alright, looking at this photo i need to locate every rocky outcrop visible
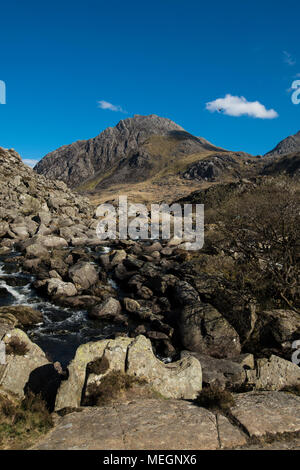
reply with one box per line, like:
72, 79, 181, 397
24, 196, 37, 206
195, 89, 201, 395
32, 399, 246, 450
68, 261, 99, 291
55, 335, 202, 410
174, 281, 241, 357
182, 152, 251, 182
89, 297, 126, 323
32, 392, 300, 450
125, 335, 202, 399
245, 309, 300, 355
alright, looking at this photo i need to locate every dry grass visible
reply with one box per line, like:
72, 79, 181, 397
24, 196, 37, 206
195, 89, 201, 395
83, 370, 156, 406
87, 356, 110, 375
0, 392, 53, 449
5, 337, 29, 356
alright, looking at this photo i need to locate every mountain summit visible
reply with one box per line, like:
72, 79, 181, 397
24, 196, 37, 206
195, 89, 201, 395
34, 114, 222, 189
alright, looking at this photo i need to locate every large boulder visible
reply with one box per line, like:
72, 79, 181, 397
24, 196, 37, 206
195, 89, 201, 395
55, 339, 112, 410
32, 398, 248, 450
180, 302, 241, 358
68, 261, 99, 290
194, 275, 257, 343
0, 306, 43, 327
25, 243, 49, 260
246, 355, 300, 391
89, 297, 126, 324
55, 336, 202, 410
0, 329, 49, 398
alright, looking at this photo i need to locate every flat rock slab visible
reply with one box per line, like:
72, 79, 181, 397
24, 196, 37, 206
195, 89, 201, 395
32, 399, 246, 450
231, 391, 300, 438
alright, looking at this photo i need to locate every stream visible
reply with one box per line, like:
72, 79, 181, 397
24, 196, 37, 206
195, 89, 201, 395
0, 250, 128, 367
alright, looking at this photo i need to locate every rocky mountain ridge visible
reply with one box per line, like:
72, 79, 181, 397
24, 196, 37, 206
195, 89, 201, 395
265, 130, 300, 158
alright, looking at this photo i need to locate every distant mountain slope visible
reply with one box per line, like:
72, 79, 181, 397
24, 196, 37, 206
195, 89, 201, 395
265, 130, 300, 158
34, 114, 223, 189
261, 152, 300, 178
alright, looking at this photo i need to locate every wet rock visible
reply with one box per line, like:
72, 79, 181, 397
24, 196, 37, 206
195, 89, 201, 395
114, 263, 131, 281
47, 278, 77, 297
57, 295, 101, 309
137, 285, 153, 300
123, 255, 144, 271
99, 254, 111, 270
110, 249, 127, 267
0, 287, 14, 302
68, 261, 98, 291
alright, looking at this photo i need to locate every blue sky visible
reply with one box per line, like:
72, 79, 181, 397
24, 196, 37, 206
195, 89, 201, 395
0, 0, 299, 165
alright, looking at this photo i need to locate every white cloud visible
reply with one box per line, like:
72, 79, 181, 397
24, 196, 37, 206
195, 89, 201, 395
206, 94, 278, 119
98, 100, 126, 113
283, 51, 296, 66
22, 159, 39, 168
